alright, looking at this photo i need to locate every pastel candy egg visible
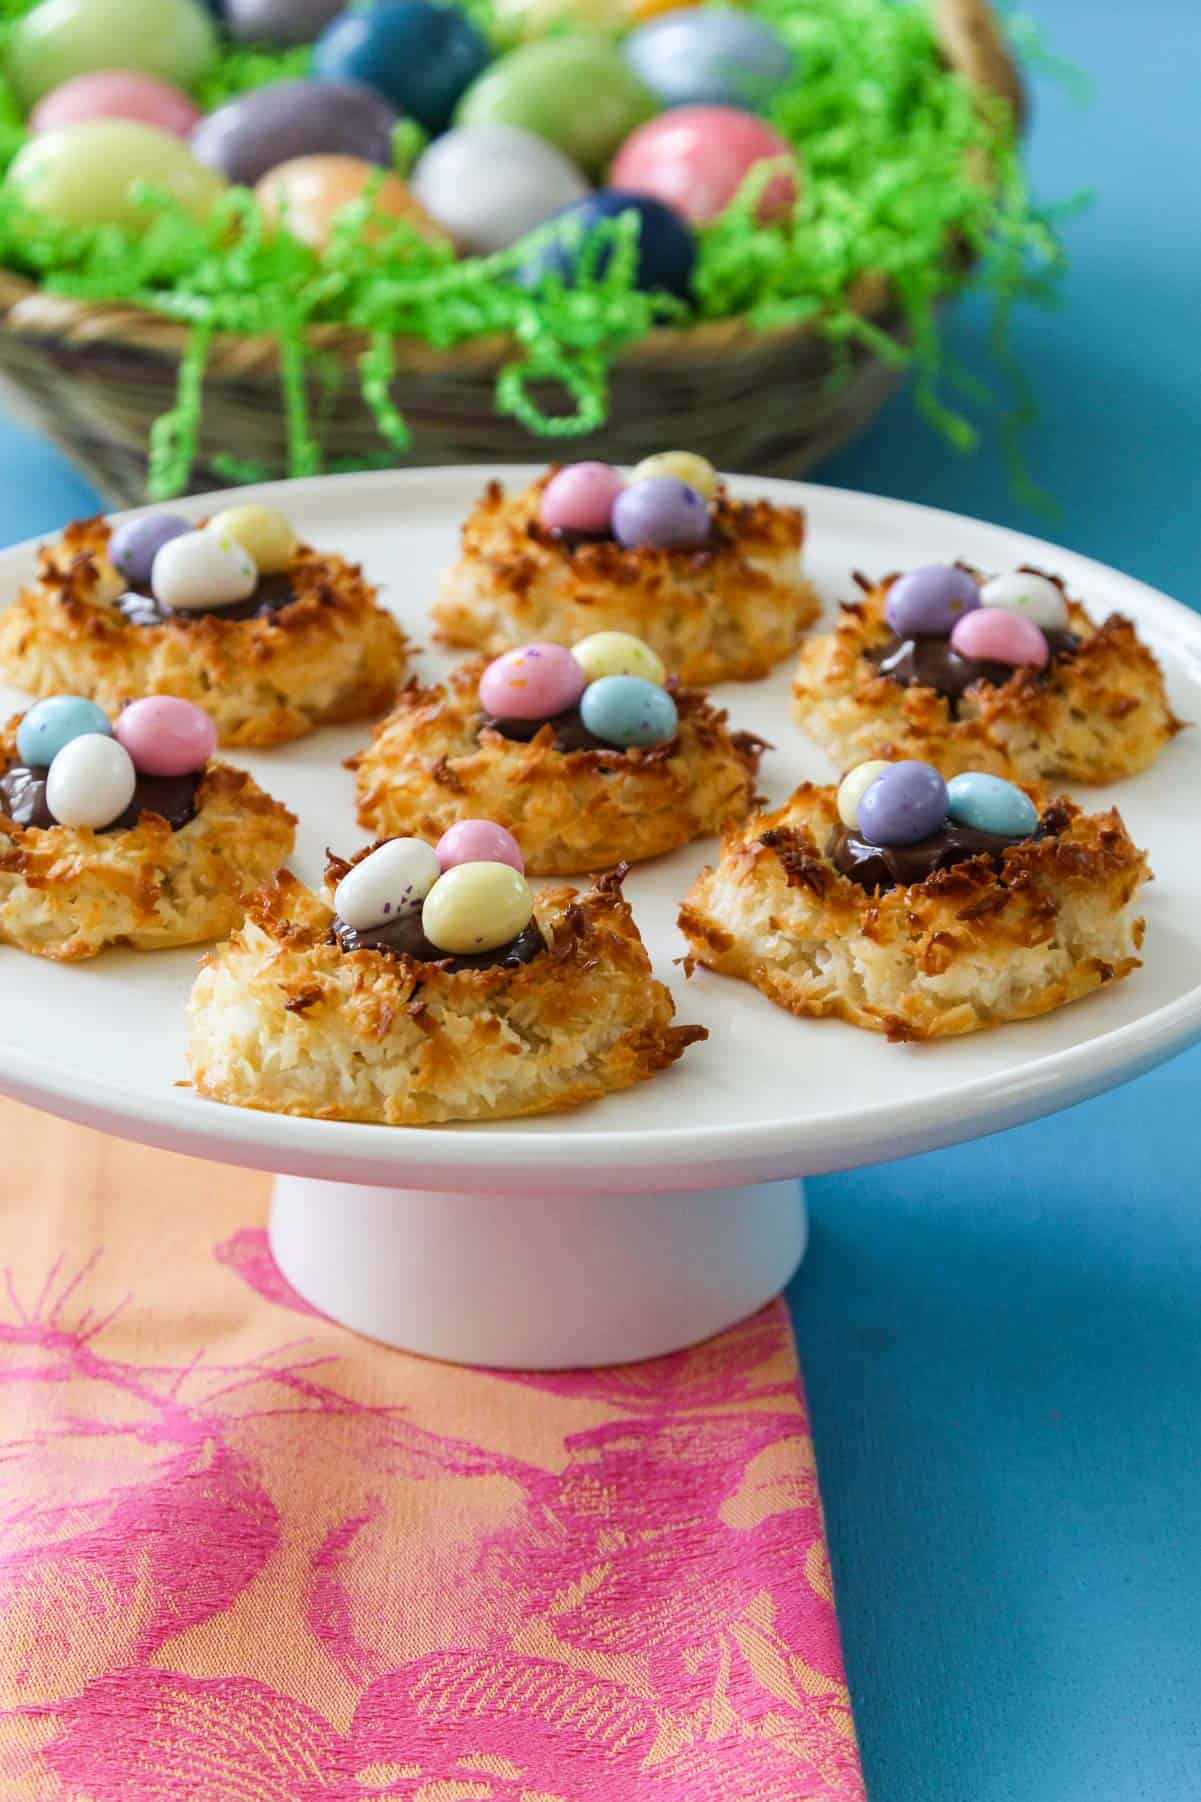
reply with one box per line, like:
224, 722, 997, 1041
519, 189, 695, 301
30, 71, 202, 138
314, 0, 492, 136
857, 761, 948, 848
613, 475, 710, 550
422, 861, 535, 955
45, 734, 136, 830
255, 156, 444, 252
109, 512, 191, 587
206, 504, 296, 575
579, 673, 678, 748
885, 564, 980, 638
436, 819, 525, 875
191, 79, 399, 187
478, 643, 587, 721
455, 36, 657, 179
7, 0, 216, 108
836, 759, 890, 831
609, 105, 800, 226
630, 450, 718, 501
410, 123, 589, 256
226, 0, 346, 46
978, 570, 1069, 632
151, 529, 257, 613
115, 696, 216, 776
334, 837, 442, 930
539, 463, 625, 535
572, 630, 666, 686
17, 694, 111, 767
946, 771, 1039, 839
950, 607, 1049, 670
6, 121, 226, 229
492, 0, 625, 44
623, 8, 795, 112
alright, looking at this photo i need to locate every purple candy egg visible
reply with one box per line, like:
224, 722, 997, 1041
612, 475, 710, 551
191, 78, 399, 186
857, 761, 949, 848
885, 564, 980, 638
109, 512, 190, 588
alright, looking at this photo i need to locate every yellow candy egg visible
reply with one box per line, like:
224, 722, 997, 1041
5, 119, 226, 229
572, 630, 666, 687
837, 760, 891, 830
422, 861, 535, 955
629, 450, 718, 500
207, 503, 297, 574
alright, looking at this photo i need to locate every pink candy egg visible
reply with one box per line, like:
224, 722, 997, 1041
609, 104, 799, 225
539, 462, 625, 535
115, 695, 217, 776
950, 607, 1049, 670
30, 70, 202, 139
478, 643, 587, 721
436, 818, 525, 875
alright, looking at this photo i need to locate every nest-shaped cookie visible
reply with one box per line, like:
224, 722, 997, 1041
432, 474, 819, 684
0, 720, 296, 961
187, 863, 705, 1124
0, 514, 409, 747
679, 783, 1149, 1040
349, 661, 766, 875
792, 574, 1181, 783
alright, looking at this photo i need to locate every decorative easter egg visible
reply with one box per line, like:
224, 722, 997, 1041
610, 104, 800, 225
6, 121, 226, 230
226, 0, 345, 46
115, 696, 216, 776
7, 0, 216, 108
436, 819, 525, 875
44, 733, 136, 830
335, 837, 442, 930
191, 79, 399, 186
422, 861, 535, 954
519, 189, 695, 300
539, 462, 625, 535
857, 761, 948, 848
455, 36, 657, 179
978, 569, 1069, 632
478, 643, 587, 721
109, 512, 191, 588
255, 156, 443, 251
949, 607, 1049, 670
885, 564, 980, 638
946, 771, 1039, 839
492, 0, 625, 43
151, 529, 257, 613
410, 122, 589, 255
613, 475, 710, 550
579, 674, 678, 748
629, 449, 717, 500
30, 70, 202, 138
17, 694, 111, 767
836, 759, 890, 831
572, 630, 666, 686
206, 504, 296, 574
622, 8, 794, 112
314, 0, 491, 136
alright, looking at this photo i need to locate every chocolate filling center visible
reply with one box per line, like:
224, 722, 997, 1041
829, 819, 1031, 894
115, 569, 299, 628
331, 911, 546, 973
0, 764, 202, 833
478, 706, 612, 754
866, 627, 1079, 714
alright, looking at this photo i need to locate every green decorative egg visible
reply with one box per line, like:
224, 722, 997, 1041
6, 121, 227, 229
455, 35, 658, 179
7, 0, 217, 109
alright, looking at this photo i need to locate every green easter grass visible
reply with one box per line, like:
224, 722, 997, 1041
0, 0, 1073, 498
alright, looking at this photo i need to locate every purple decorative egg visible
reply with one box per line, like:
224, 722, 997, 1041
950, 607, 1049, 669
857, 761, 948, 848
108, 511, 190, 588
478, 643, 586, 721
436, 818, 524, 874
539, 463, 624, 536
885, 564, 980, 638
191, 78, 399, 186
612, 475, 710, 551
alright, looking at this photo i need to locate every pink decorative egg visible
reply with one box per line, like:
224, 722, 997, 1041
539, 462, 625, 535
950, 607, 1049, 670
609, 104, 799, 225
478, 643, 587, 721
436, 818, 525, 875
30, 70, 202, 139
115, 695, 217, 776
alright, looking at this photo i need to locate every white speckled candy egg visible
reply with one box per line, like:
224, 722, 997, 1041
978, 570, 1069, 632
572, 630, 666, 686
45, 733, 136, 828
422, 861, 534, 955
334, 837, 442, 931
206, 504, 297, 574
151, 528, 257, 612
836, 759, 890, 830
411, 121, 589, 255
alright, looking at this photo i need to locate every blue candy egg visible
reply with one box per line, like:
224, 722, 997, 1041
885, 564, 980, 638
518, 189, 695, 300
579, 674, 678, 749
946, 771, 1038, 838
622, 8, 794, 112
17, 694, 112, 767
857, 760, 948, 847
314, 0, 492, 135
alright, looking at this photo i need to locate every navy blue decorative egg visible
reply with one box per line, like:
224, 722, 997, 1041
517, 189, 696, 301
313, 0, 492, 136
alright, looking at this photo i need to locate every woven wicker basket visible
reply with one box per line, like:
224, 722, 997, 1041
0, 0, 1020, 506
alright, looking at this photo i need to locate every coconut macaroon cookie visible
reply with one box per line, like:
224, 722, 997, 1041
0, 692, 295, 960
793, 562, 1180, 783
679, 758, 1150, 1041
0, 502, 408, 747
351, 631, 765, 875
187, 827, 705, 1125
433, 453, 819, 685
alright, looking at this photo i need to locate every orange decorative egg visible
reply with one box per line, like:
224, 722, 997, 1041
254, 154, 444, 250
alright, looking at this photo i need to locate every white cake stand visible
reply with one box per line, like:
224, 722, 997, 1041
3, 469, 1200, 1368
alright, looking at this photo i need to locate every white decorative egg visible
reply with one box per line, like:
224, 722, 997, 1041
334, 837, 442, 931
45, 733, 136, 829
151, 527, 257, 612
410, 122, 590, 255
978, 570, 1069, 632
